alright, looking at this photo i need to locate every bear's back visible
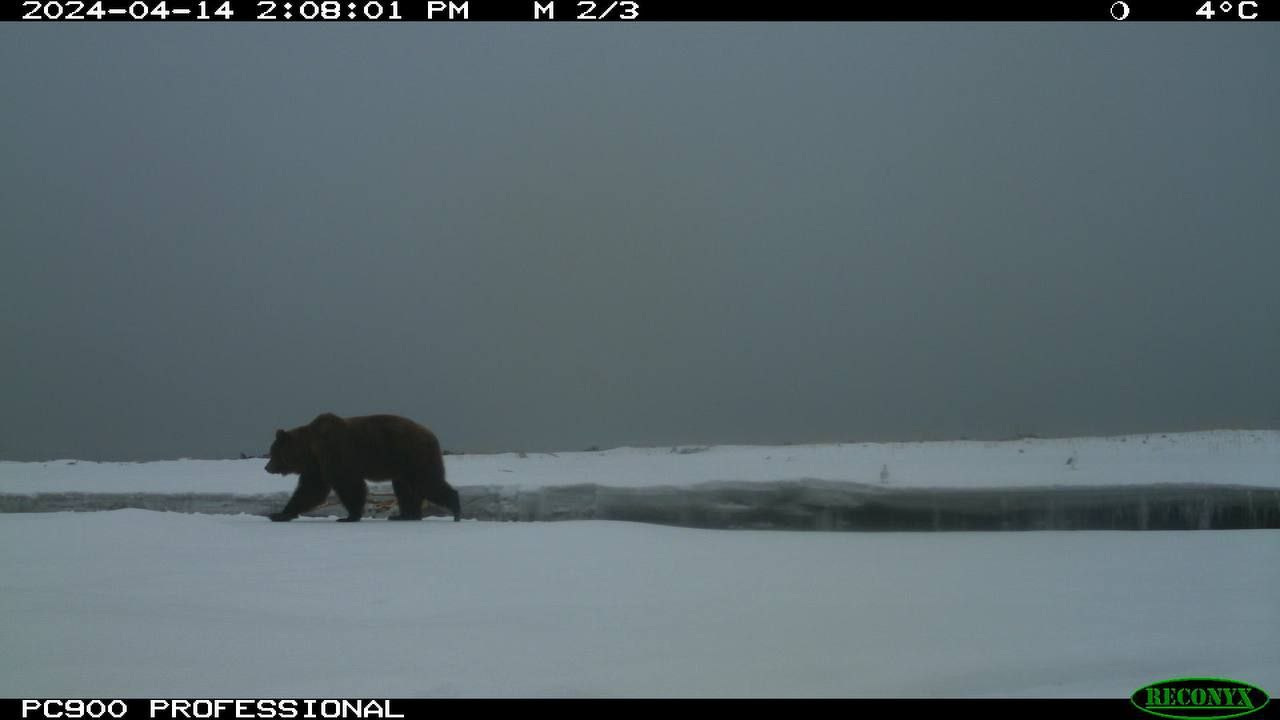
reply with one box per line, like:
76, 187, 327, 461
340, 414, 441, 478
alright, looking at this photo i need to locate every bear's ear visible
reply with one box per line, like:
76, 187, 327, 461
276, 429, 286, 441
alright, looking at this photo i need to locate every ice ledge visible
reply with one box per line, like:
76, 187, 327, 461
2, 480, 1278, 531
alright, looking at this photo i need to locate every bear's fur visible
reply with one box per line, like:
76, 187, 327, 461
264, 413, 460, 523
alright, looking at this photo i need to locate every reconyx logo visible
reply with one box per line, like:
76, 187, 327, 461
1132, 677, 1270, 720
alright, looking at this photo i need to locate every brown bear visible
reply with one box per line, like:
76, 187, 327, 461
264, 413, 461, 523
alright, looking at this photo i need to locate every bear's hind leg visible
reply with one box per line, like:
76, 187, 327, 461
426, 485, 462, 522
389, 476, 425, 521
331, 475, 367, 522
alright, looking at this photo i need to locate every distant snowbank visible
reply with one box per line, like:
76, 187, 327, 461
1, 430, 1276, 530
2, 430, 1277, 495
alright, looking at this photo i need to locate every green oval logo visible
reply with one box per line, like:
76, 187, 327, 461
1132, 677, 1271, 720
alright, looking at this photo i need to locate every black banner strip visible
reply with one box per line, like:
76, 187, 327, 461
3, 0, 1275, 22
1, 698, 1148, 720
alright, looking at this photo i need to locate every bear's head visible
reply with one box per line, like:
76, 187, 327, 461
264, 429, 311, 476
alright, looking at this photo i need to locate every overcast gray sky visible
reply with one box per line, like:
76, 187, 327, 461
1, 25, 1276, 461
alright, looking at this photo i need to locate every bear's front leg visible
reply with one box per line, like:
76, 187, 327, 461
271, 472, 331, 522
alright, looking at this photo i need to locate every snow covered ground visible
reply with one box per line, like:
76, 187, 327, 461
0, 510, 1275, 698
